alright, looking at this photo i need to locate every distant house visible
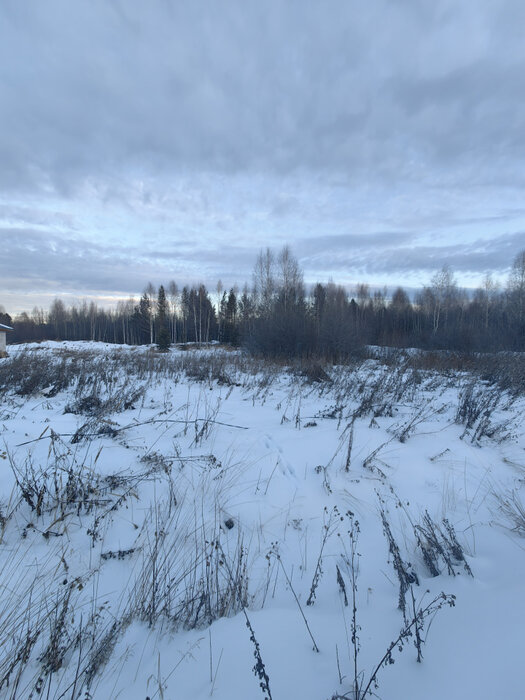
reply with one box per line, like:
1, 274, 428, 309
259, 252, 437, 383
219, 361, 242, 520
0, 323, 13, 357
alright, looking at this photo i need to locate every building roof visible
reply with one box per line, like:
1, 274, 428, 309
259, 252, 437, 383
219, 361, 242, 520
0, 324, 13, 331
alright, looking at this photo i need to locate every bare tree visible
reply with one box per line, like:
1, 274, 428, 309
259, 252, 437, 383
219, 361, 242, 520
277, 245, 304, 312
474, 273, 499, 331
253, 248, 275, 313
507, 250, 525, 323
216, 279, 224, 341
168, 280, 179, 343
144, 282, 156, 344
429, 265, 458, 333
49, 298, 67, 339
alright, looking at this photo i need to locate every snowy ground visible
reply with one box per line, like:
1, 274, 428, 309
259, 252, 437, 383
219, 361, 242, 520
0, 341, 524, 700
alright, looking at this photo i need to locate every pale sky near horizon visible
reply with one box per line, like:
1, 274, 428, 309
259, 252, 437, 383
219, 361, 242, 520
1, 0, 525, 314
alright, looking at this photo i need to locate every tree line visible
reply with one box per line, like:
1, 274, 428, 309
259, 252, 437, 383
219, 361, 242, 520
2, 247, 524, 358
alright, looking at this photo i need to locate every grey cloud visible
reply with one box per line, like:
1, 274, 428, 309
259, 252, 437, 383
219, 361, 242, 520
2, 0, 525, 193
1, 230, 141, 292
301, 232, 416, 257
0, 227, 256, 299
0, 205, 77, 230
2, 0, 525, 311
307, 230, 525, 279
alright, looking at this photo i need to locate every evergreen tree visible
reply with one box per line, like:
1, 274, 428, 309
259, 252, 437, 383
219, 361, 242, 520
156, 285, 171, 351
138, 294, 152, 344
224, 288, 238, 344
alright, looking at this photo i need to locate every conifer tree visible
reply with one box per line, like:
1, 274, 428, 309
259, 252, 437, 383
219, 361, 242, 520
156, 285, 171, 351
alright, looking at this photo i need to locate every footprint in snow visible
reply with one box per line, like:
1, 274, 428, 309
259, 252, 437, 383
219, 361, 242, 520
264, 435, 296, 478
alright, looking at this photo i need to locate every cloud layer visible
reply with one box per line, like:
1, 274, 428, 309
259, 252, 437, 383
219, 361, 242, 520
1, 0, 524, 311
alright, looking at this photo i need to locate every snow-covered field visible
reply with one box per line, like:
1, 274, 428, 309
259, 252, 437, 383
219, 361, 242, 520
0, 342, 524, 700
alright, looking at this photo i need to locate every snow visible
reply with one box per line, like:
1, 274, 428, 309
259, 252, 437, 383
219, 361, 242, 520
0, 341, 524, 699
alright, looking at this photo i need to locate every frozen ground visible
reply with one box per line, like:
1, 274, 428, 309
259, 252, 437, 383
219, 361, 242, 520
0, 341, 524, 700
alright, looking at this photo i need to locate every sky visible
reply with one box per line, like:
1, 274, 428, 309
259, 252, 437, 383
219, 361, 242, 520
1, 0, 525, 314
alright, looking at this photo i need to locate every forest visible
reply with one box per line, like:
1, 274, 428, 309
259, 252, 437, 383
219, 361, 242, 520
3, 247, 525, 358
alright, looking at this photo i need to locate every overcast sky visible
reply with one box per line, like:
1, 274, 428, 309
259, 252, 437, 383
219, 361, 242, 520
1, 0, 525, 313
